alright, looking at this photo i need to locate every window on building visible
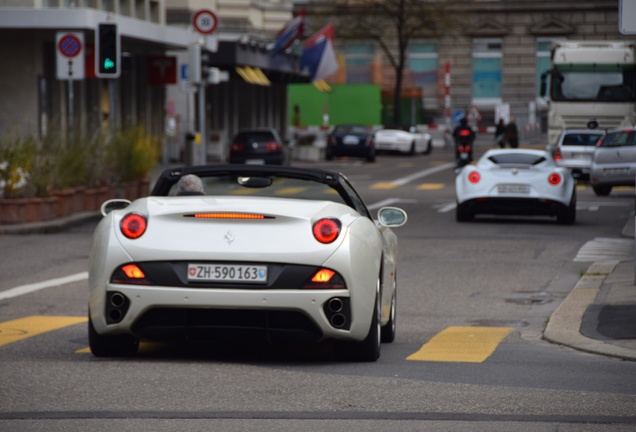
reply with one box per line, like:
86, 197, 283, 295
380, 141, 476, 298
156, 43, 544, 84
408, 41, 438, 109
345, 42, 374, 84
472, 38, 502, 103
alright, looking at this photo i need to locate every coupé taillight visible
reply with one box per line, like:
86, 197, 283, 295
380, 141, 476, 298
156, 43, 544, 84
301, 268, 346, 289
468, 171, 481, 184
230, 143, 244, 153
264, 141, 282, 152
110, 263, 151, 285
548, 173, 562, 186
313, 218, 341, 244
120, 213, 147, 239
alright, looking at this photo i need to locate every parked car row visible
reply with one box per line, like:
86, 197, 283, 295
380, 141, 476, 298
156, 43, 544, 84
548, 126, 636, 196
226, 125, 434, 166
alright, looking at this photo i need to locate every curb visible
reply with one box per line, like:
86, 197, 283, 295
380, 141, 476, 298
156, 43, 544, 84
543, 260, 636, 361
0, 211, 101, 235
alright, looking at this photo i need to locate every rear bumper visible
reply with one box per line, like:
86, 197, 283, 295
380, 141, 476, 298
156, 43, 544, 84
459, 197, 568, 217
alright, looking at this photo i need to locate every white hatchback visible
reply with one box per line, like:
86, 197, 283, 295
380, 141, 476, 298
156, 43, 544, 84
547, 129, 605, 180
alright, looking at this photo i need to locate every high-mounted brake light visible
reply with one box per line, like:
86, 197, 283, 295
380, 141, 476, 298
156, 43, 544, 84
313, 218, 341, 244
468, 171, 481, 184
189, 212, 267, 219
548, 173, 562, 185
120, 213, 147, 239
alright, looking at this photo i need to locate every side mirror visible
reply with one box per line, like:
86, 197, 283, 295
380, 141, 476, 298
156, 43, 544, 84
377, 207, 407, 227
100, 199, 132, 217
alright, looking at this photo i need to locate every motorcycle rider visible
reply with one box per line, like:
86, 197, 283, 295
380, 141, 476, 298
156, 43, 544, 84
452, 117, 476, 166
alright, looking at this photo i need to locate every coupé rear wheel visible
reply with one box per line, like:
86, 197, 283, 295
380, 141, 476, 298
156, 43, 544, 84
88, 315, 139, 357
592, 184, 612, 196
557, 191, 577, 225
423, 140, 432, 155
456, 202, 474, 222
409, 142, 416, 155
335, 282, 381, 362
380, 289, 396, 343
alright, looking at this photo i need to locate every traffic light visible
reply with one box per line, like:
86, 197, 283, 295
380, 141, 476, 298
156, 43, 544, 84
96, 23, 120, 78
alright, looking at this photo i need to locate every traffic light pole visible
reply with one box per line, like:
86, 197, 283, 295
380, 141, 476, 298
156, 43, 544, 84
197, 82, 206, 165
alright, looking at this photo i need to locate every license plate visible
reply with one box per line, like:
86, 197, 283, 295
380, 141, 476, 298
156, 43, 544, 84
498, 184, 530, 194
187, 264, 267, 283
604, 167, 629, 176
245, 159, 265, 165
343, 135, 359, 145
572, 153, 592, 160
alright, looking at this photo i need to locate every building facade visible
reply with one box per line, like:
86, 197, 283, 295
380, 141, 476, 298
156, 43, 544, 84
0, 0, 306, 164
299, 0, 636, 140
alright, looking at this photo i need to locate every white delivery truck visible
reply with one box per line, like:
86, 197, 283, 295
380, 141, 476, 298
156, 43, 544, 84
540, 40, 636, 145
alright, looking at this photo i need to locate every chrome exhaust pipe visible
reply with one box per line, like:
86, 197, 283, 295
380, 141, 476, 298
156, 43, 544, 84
330, 314, 346, 328
110, 292, 126, 308
328, 298, 344, 313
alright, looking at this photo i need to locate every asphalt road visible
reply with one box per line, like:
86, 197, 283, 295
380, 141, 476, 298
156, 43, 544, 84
1, 143, 635, 431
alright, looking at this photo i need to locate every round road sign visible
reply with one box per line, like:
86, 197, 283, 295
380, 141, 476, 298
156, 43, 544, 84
58, 34, 82, 58
192, 9, 219, 35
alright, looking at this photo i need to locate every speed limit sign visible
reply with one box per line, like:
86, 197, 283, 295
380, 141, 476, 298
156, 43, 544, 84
192, 9, 219, 35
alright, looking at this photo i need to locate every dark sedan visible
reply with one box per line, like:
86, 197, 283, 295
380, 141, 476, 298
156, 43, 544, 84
326, 124, 375, 162
228, 128, 288, 165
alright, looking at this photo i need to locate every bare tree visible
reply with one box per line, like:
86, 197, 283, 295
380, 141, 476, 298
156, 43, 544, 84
306, 0, 456, 125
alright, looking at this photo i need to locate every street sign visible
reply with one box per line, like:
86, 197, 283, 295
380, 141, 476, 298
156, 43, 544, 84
56, 32, 85, 80
467, 104, 482, 122
620, 0, 636, 34
452, 110, 465, 123
192, 9, 219, 35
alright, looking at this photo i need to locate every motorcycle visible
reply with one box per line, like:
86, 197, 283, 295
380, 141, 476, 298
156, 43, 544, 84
454, 127, 474, 168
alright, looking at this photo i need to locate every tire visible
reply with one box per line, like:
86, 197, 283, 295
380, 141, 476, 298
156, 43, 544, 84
592, 184, 612, 196
557, 191, 577, 225
88, 315, 139, 357
408, 142, 416, 155
423, 140, 432, 155
380, 288, 396, 343
325, 146, 334, 161
366, 148, 376, 163
336, 281, 381, 362
456, 202, 474, 222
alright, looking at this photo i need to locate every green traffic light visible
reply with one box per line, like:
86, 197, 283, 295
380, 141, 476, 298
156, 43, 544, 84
104, 58, 115, 70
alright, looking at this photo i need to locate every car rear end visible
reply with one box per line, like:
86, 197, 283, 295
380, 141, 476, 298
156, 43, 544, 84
551, 130, 604, 180
591, 127, 636, 191
229, 129, 286, 165
327, 125, 375, 161
374, 129, 412, 153
89, 197, 380, 348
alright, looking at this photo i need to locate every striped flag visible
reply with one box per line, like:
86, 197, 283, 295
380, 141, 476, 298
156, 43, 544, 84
300, 24, 338, 82
271, 13, 305, 53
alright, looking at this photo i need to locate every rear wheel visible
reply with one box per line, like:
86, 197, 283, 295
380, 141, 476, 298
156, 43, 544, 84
557, 191, 577, 225
408, 142, 416, 155
456, 202, 474, 222
336, 281, 381, 362
366, 148, 376, 162
325, 146, 334, 161
423, 140, 432, 155
88, 315, 139, 357
592, 184, 612, 196
380, 288, 396, 343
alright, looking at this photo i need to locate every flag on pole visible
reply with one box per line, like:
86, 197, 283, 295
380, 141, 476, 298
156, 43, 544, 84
271, 12, 305, 53
300, 24, 338, 82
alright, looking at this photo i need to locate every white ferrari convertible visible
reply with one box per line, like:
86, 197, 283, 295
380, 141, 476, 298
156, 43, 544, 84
88, 165, 407, 361
455, 149, 576, 224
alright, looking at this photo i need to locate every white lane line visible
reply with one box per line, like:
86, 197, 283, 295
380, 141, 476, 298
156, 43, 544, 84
436, 203, 457, 213
0, 272, 88, 301
390, 162, 455, 186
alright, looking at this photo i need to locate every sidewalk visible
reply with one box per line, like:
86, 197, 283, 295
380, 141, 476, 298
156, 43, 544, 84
544, 217, 636, 361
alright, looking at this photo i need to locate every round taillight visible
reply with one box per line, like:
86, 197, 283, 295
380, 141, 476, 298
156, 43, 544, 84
468, 171, 481, 183
313, 218, 341, 244
120, 213, 147, 239
548, 173, 562, 186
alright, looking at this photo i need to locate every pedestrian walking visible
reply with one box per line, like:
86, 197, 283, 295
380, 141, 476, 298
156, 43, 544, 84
505, 118, 519, 148
494, 118, 506, 147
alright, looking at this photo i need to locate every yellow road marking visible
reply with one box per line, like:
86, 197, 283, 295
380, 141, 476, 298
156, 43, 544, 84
398, 162, 413, 168
275, 187, 305, 195
417, 183, 444, 190
576, 184, 586, 191
407, 326, 513, 363
371, 182, 399, 190
0, 316, 86, 347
